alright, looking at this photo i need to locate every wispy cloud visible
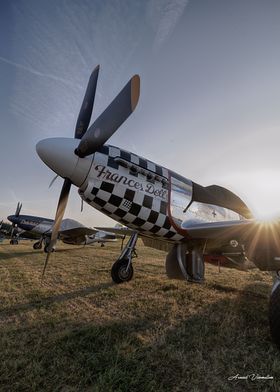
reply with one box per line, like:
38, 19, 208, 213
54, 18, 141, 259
0, 55, 79, 88
147, 0, 189, 51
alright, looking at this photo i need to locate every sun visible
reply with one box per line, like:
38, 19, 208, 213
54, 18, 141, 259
217, 169, 280, 221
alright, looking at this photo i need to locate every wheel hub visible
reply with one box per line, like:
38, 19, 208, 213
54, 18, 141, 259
119, 265, 130, 279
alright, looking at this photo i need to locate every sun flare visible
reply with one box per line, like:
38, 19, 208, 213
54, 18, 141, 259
218, 170, 280, 221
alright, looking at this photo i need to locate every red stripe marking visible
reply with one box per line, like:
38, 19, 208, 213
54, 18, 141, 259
167, 172, 191, 239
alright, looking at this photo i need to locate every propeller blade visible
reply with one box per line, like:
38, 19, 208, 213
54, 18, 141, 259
49, 174, 59, 188
75, 74, 140, 158
42, 251, 52, 280
42, 178, 71, 278
15, 202, 22, 216
75, 65, 100, 139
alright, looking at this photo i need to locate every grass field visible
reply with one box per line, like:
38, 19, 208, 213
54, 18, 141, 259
0, 238, 279, 391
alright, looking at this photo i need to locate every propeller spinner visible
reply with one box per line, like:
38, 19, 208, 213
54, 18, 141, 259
36, 66, 140, 277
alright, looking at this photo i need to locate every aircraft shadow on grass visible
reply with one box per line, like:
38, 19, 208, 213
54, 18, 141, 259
0, 250, 40, 260
0, 282, 113, 318
0, 282, 277, 390
46, 283, 277, 384
0, 246, 87, 261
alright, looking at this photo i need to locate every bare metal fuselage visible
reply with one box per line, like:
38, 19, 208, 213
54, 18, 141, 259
78, 145, 243, 244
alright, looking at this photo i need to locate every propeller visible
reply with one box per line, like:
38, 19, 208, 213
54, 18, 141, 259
75, 74, 140, 157
41, 65, 140, 278
42, 178, 71, 277
42, 67, 100, 276
49, 174, 59, 188
10, 202, 22, 241
16, 202, 22, 216
75, 64, 100, 139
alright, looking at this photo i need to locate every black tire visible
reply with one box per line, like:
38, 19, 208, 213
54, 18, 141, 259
111, 258, 134, 284
10, 239, 18, 245
44, 245, 55, 253
33, 241, 42, 250
269, 283, 280, 349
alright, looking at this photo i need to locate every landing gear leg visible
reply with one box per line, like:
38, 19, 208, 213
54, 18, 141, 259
166, 243, 204, 282
269, 271, 280, 348
43, 237, 54, 253
178, 244, 205, 283
111, 232, 138, 284
10, 227, 17, 245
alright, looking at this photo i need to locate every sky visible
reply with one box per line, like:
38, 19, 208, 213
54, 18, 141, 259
1, 0, 280, 227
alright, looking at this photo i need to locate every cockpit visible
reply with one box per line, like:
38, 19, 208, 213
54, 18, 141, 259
169, 173, 252, 232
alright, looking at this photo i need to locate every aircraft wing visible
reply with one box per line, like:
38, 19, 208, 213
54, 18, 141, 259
60, 226, 98, 238
57, 218, 98, 244
96, 220, 280, 271
94, 227, 134, 237
183, 219, 280, 271
57, 220, 126, 245
59, 219, 96, 235
183, 219, 256, 240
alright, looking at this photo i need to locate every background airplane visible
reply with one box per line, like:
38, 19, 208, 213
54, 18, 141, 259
36, 66, 280, 349
0, 207, 47, 243
7, 202, 118, 251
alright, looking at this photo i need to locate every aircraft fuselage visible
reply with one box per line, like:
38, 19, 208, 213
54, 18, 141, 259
77, 145, 243, 242
7, 215, 53, 234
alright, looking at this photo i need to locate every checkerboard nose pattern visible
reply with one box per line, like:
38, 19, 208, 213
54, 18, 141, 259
79, 145, 184, 241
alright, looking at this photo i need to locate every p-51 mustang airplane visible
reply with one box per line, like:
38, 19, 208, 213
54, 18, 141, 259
36, 65, 280, 348
2, 204, 49, 243
7, 202, 117, 250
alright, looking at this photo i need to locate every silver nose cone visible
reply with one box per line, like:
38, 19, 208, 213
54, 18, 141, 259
36, 137, 93, 187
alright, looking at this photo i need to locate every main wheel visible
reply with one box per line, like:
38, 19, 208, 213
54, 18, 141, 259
10, 239, 18, 245
33, 241, 42, 250
44, 245, 55, 253
269, 283, 280, 349
111, 258, 134, 284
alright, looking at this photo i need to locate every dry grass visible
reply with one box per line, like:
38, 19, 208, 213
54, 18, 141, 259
0, 239, 279, 391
